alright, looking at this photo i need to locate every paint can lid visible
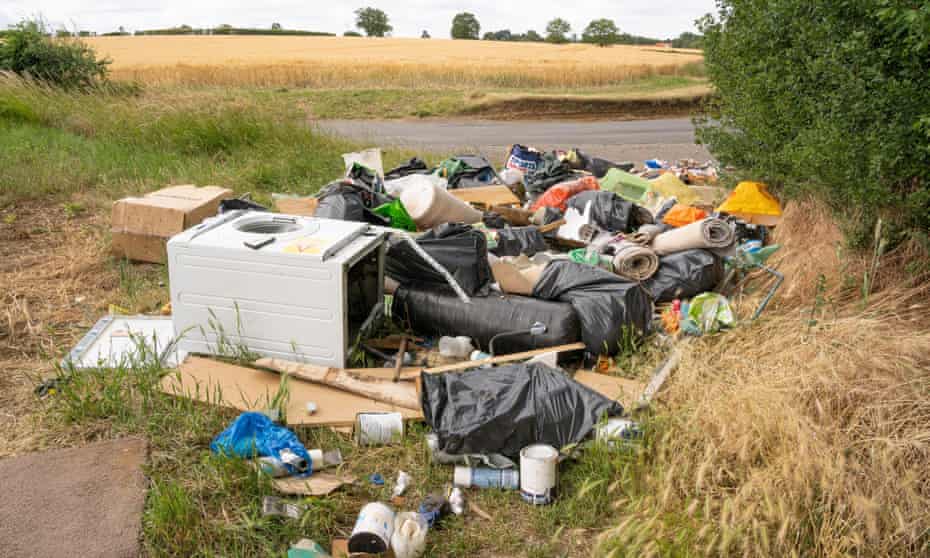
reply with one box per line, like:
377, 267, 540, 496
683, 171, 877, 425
521, 444, 558, 461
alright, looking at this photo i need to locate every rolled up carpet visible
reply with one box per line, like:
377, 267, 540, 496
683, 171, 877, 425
628, 223, 666, 246
610, 241, 659, 281
651, 218, 735, 256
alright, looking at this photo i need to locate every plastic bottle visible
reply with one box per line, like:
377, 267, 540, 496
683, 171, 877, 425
438, 336, 474, 358
453, 466, 519, 490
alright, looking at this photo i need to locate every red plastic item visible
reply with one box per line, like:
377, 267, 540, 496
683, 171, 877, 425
529, 176, 599, 212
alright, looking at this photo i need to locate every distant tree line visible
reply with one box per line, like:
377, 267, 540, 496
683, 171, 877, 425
133, 25, 334, 36
13, 8, 702, 48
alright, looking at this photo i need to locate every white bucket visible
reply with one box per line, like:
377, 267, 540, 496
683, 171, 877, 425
349, 502, 395, 554
355, 412, 404, 446
520, 444, 559, 505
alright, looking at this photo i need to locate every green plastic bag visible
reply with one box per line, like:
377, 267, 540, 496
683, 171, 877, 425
372, 199, 417, 232
683, 292, 734, 335
569, 248, 614, 272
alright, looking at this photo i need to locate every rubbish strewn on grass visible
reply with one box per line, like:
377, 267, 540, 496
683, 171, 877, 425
74, 142, 787, 555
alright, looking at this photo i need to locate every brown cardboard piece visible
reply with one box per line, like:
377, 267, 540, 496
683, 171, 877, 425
573, 370, 646, 410
111, 185, 233, 263
274, 196, 319, 217
449, 185, 521, 208
161, 357, 422, 427
490, 258, 547, 296
272, 471, 356, 496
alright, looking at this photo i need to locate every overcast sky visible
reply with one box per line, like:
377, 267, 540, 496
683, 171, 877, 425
0, 1, 716, 39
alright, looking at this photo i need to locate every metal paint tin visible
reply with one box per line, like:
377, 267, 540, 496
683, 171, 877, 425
355, 412, 404, 445
348, 502, 395, 554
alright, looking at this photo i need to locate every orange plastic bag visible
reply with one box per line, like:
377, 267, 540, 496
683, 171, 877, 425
530, 176, 599, 212
663, 204, 708, 228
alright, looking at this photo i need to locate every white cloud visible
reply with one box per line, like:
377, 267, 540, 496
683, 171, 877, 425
1, 0, 715, 38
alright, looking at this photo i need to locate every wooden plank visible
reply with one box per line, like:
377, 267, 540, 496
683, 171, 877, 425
255, 357, 420, 411
365, 335, 425, 351
537, 219, 566, 234
450, 185, 521, 208
161, 357, 421, 427
423, 342, 586, 374
489, 205, 532, 226
345, 367, 421, 381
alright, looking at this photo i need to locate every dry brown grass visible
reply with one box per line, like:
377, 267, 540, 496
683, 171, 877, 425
0, 200, 168, 457
84, 36, 704, 88
600, 201, 930, 556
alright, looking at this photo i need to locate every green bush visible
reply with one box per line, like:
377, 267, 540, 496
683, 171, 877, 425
696, 1, 930, 238
0, 20, 110, 89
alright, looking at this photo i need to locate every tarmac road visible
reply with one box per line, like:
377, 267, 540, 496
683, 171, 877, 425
316, 117, 712, 164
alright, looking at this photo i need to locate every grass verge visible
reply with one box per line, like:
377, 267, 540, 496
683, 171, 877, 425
231, 75, 710, 120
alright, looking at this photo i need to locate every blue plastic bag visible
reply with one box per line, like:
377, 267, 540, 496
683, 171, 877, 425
211, 412, 312, 476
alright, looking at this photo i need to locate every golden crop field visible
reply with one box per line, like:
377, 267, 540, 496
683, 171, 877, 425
85, 36, 704, 89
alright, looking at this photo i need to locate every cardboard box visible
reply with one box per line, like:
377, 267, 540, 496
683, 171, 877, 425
111, 185, 233, 263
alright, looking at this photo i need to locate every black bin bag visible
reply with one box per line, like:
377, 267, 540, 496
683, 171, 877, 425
385, 223, 492, 296
491, 226, 548, 257
533, 260, 652, 355
566, 191, 652, 233
420, 362, 623, 457
645, 249, 724, 303
391, 284, 581, 354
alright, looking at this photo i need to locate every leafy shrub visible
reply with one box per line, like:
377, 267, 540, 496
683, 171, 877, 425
696, 1, 930, 239
0, 20, 110, 89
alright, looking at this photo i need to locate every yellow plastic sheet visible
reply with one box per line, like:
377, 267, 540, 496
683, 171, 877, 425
717, 181, 782, 216
649, 173, 700, 205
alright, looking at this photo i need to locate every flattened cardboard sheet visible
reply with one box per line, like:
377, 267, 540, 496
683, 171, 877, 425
161, 357, 422, 427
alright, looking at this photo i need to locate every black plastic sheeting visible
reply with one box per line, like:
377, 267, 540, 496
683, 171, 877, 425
524, 154, 577, 198
385, 157, 429, 180
420, 362, 623, 457
219, 198, 269, 213
645, 249, 724, 303
491, 226, 548, 257
533, 260, 653, 355
314, 180, 392, 225
392, 284, 581, 354
566, 191, 653, 234
385, 223, 493, 296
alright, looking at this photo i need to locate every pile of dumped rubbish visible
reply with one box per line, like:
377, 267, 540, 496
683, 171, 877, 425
67, 143, 785, 557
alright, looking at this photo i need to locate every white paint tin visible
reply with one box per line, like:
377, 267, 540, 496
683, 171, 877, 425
349, 502, 395, 554
520, 444, 559, 505
355, 412, 404, 446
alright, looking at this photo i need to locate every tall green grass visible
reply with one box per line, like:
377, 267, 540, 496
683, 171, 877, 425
0, 76, 360, 205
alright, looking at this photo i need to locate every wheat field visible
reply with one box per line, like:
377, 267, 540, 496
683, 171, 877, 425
84, 36, 704, 88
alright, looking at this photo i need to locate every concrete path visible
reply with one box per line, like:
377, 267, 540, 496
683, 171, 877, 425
316, 117, 712, 163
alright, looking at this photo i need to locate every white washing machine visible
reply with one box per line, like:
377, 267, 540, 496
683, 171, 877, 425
167, 211, 387, 368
